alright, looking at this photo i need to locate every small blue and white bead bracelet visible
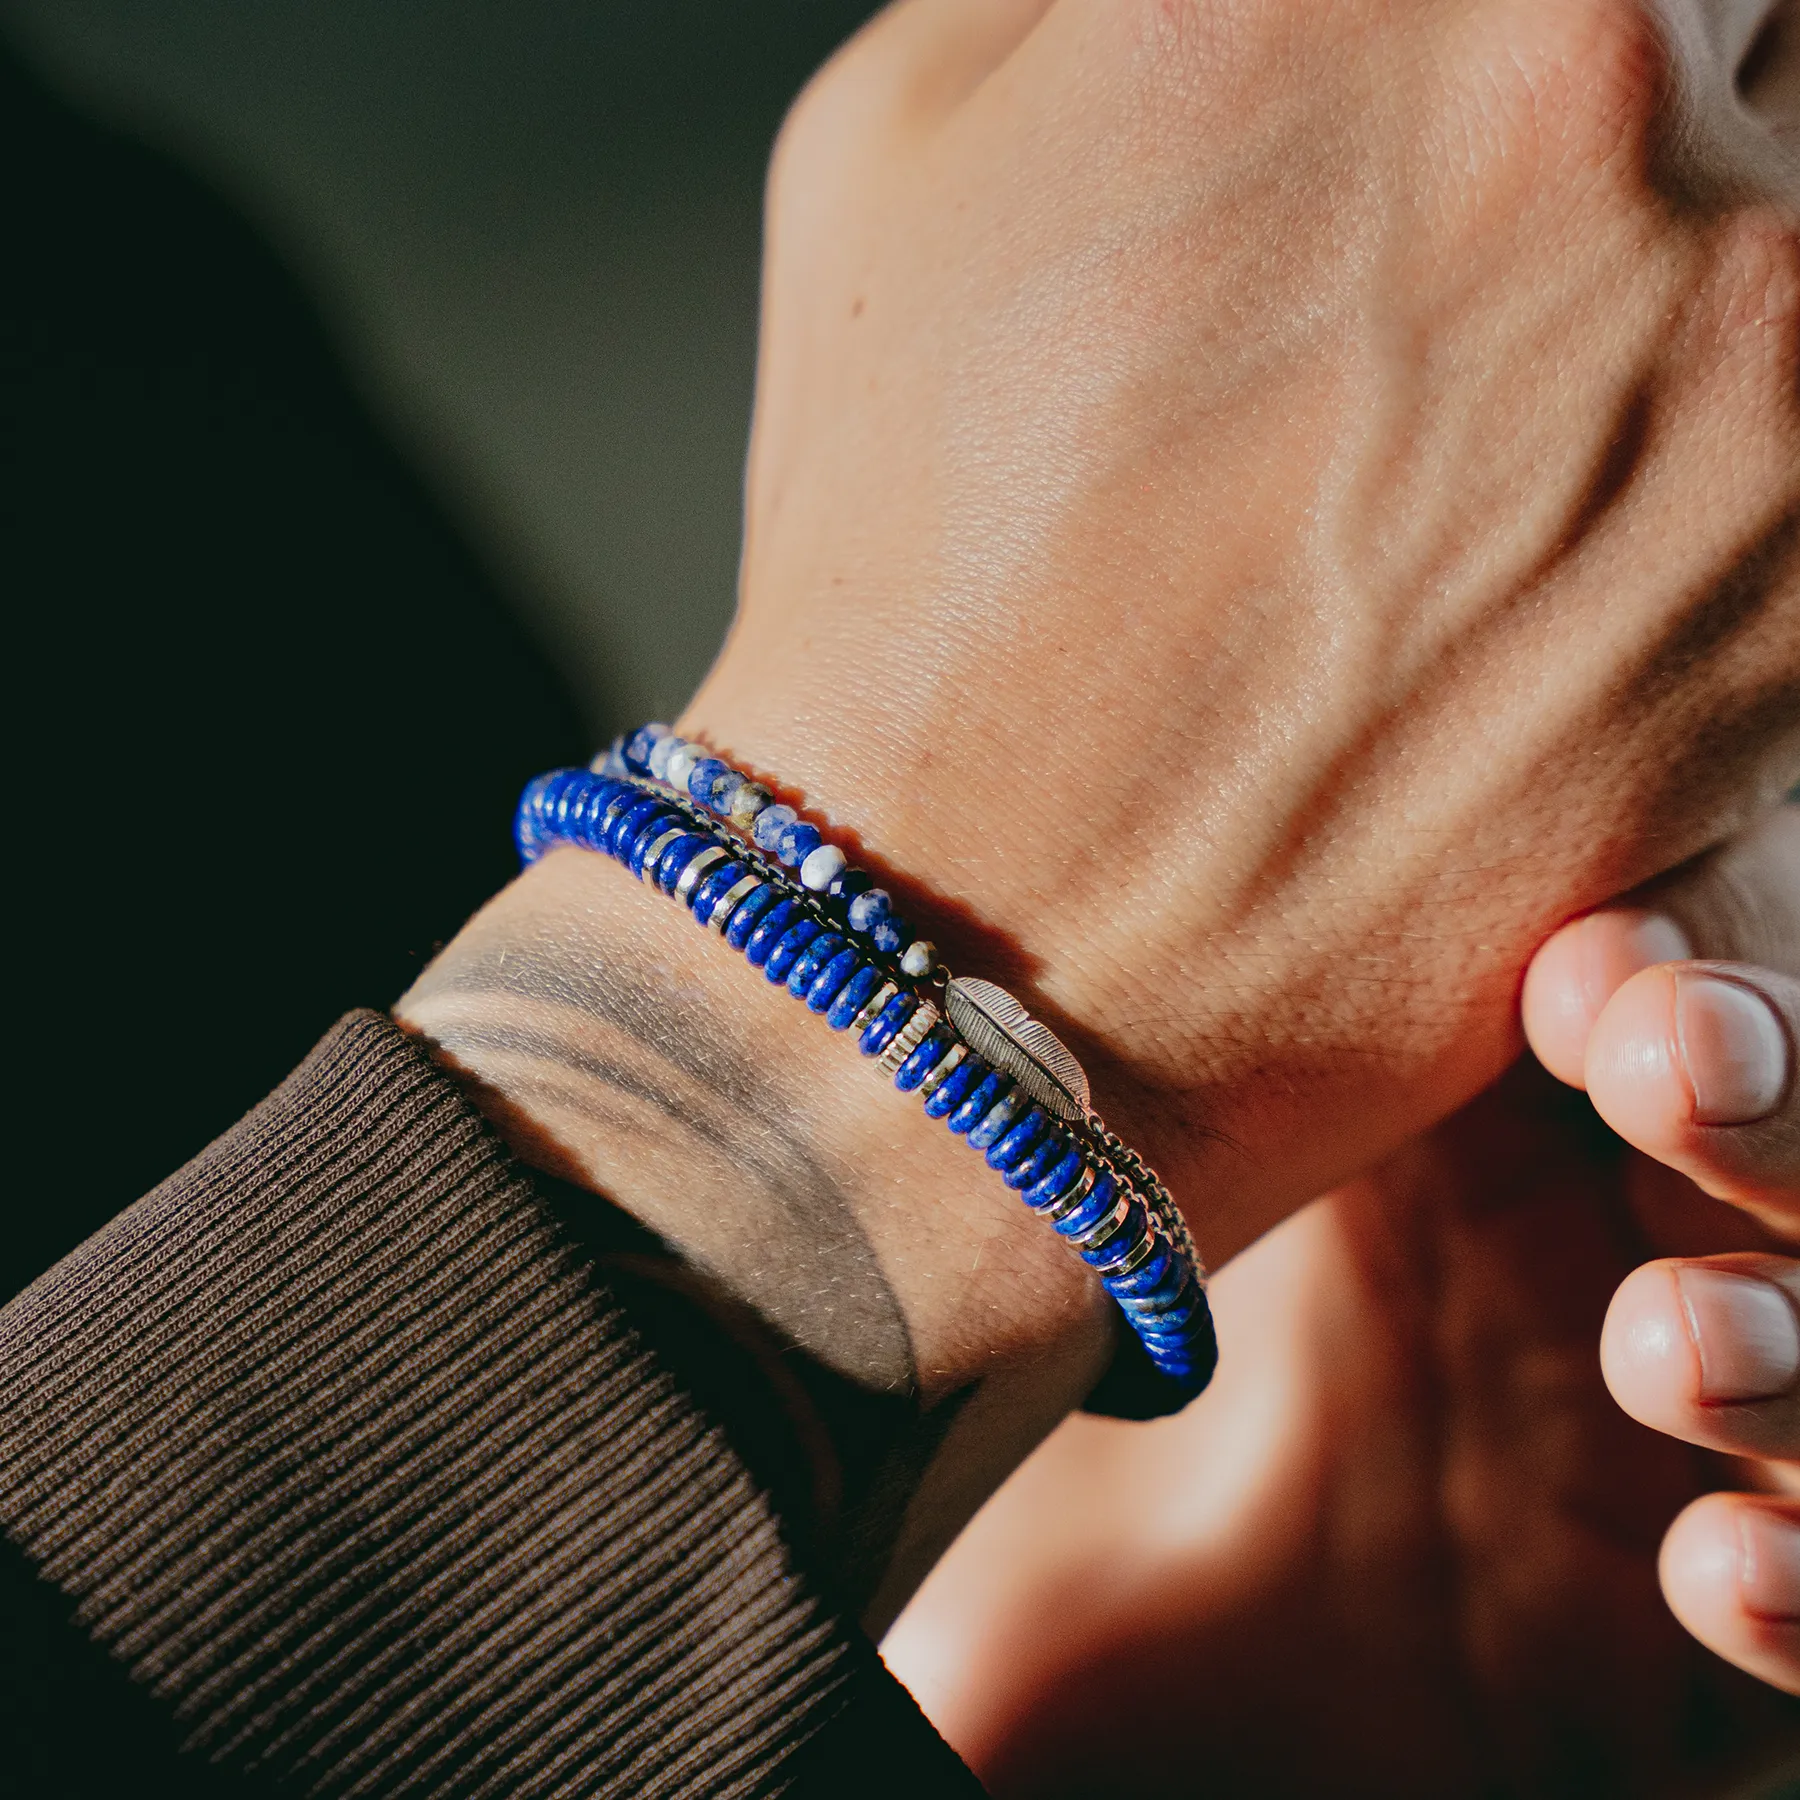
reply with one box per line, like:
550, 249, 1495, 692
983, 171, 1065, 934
516, 726, 1218, 1411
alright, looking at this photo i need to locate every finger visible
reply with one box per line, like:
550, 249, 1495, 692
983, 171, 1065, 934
1661, 1493, 1800, 1697
1585, 963, 1799, 1219
1524, 803, 1800, 1086
1602, 1253, 1800, 1460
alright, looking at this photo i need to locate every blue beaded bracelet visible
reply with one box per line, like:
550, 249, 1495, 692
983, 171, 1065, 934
518, 730, 1218, 1408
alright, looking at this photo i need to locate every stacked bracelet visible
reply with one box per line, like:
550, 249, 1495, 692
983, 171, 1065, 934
516, 724, 1217, 1407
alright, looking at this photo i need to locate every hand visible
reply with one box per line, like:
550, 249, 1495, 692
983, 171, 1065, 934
883, 810, 1800, 1797
404, 0, 1800, 1627
698, 0, 1800, 1261
1526, 803, 1800, 1697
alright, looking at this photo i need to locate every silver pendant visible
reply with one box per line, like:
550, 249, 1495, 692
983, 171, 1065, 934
944, 975, 1091, 1122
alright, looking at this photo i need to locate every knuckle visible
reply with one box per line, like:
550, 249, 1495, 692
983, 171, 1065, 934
1470, 0, 1668, 181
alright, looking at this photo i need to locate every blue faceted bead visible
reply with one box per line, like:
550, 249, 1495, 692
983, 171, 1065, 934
723, 883, 780, 949
687, 756, 733, 809
986, 1107, 1051, 1174
691, 860, 749, 923
826, 962, 882, 1029
827, 868, 873, 906
787, 931, 848, 997
846, 888, 891, 933
870, 916, 907, 955
895, 1027, 956, 1092
753, 803, 796, 853
777, 820, 823, 867
806, 947, 863, 1014
859, 993, 915, 1057
623, 723, 669, 772
923, 1055, 986, 1120
967, 1090, 1026, 1152
1052, 1172, 1118, 1239
1004, 1130, 1071, 1191
765, 917, 824, 983
947, 1070, 1011, 1136
743, 897, 802, 967
654, 833, 712, 893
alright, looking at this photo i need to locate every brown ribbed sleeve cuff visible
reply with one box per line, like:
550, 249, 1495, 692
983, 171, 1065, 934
0, 1011, 907, 1797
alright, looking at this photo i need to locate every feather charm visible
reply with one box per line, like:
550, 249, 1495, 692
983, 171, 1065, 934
944, 976, 1091, 1122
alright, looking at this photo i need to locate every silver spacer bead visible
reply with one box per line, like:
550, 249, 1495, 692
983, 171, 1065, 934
1065, 1193, 1133, 1254
877, 1000, 941, 1077
1040, 1162, 1098, 1227
638, 826, 687, 884
849, 980, 899, 1036
708, 873, 764, 933
915, 1041, 967, 1102
1104, 1224, 1164, 1281
672, 843, 727, 907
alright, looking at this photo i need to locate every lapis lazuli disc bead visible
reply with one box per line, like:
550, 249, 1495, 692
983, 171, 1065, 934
967, 1090, 1026, 1153
654, 834, 712, 893
620, 806, 679, 870
1105, 1245, 1177, 1301
1076, 1193, 1146, 1264
777, 820, 823, 868
723, 883, 781, 949
691, 860, 749, 924
743, 896, 802, 967
1021, 1145, 1086, 1210
753, 804, 796, 854
604, 793, 663, 857
946, 1070, 1011, 1136
628, 811, 681, 877
806, 946, 863, 1015
859, 992, 914, 1057
923, 1055, 984, 1119
787, 931, 848, 998
1052, 1172, 1118, 1240
826, 962, 882, 1029
1004, 1130, 1071, 1192
894, 1027, 956, 1093
986, 1107, 1051, 1175
764, 917, 824, 984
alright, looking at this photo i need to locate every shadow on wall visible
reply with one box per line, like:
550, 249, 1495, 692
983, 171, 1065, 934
0, 4, 873, 1302
2, 0, 882, 731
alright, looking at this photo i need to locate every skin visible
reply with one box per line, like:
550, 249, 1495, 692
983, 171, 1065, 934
403, 0, 1800, 1629
882, 805, 1800, 1796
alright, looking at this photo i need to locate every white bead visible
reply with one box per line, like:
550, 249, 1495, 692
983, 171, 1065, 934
900, 940, 936, 978
647, 734, 681, 780
800, 843, 847, 891
665, 742, 702, 789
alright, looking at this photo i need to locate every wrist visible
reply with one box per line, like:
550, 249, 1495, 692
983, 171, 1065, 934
396, 841, 1111, 1624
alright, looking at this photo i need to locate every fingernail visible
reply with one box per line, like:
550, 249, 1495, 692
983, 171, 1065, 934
1674, 975, 1789, 1125
1739, 1510, 1800, 1621
1676, 1267, 1800, 1401
1581, 912, 1691, 1018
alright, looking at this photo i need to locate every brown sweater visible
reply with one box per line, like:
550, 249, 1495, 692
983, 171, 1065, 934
0, 1012, 984, 1797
